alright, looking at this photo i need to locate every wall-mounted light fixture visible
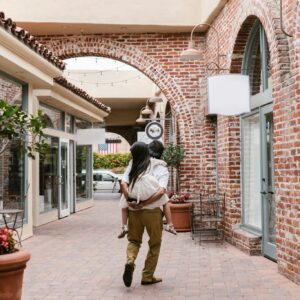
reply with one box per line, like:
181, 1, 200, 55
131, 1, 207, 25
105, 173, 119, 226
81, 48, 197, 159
136, 107, 147, 124
180, 23, 251, 116
180, 23, 222, 69
141, 99, 154, 115
280, 0, 293, 37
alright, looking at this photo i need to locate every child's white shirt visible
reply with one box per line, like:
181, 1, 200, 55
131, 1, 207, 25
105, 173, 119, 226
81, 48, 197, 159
119, 158, 169, 210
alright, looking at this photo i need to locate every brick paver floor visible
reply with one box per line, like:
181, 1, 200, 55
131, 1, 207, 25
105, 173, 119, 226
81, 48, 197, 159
22, 194, 299, 300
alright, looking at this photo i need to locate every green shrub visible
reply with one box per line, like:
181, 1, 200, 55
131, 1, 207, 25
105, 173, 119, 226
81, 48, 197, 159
93, 152, 131, 170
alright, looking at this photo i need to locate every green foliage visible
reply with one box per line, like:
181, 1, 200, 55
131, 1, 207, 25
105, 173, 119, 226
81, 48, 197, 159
0, 100, 48, 158
93, 152, 131, 170
162, 143, 184, 169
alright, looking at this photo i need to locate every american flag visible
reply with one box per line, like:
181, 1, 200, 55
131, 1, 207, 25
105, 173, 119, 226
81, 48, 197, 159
98, 143, 118, 154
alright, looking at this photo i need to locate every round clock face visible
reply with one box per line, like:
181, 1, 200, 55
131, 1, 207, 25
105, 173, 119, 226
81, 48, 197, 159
145, 121, 163, 140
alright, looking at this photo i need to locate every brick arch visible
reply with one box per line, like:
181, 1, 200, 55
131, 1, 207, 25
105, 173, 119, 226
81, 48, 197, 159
225, 0, 291, 79
46, 37, 195, 145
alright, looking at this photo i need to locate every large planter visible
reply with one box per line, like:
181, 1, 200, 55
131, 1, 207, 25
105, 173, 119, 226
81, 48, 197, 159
0, 249, 31, 300
170, 202, 193, 232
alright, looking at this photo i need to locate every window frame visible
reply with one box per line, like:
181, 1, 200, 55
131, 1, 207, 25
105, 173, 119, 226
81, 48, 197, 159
0, 71, 29, 224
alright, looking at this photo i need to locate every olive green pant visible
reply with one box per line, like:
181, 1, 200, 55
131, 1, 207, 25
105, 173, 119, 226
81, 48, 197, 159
126, 208, 163, 282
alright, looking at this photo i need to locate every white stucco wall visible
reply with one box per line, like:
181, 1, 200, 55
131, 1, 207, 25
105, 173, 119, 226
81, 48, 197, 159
1, 0, 227, 31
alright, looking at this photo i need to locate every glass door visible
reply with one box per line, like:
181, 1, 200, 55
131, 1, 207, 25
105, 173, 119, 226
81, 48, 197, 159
59, 139, 70, 218
261, 105, 276, 260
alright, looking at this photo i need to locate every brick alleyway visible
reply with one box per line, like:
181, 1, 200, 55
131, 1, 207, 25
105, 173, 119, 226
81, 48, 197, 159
22, 195, 299, 300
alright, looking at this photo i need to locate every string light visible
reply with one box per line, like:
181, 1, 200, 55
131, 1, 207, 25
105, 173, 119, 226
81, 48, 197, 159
65, 75, 142, 86
64, 61, 132, 75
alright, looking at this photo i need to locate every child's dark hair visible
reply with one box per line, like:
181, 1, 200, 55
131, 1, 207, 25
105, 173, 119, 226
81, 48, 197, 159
148, 140, 164, 159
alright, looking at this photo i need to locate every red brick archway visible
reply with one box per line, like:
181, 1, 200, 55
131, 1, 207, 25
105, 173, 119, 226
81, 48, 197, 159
40, 33, 209, 191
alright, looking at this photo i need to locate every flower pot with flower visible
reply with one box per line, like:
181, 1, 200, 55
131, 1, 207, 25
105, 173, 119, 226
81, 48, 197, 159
0, 99, 47, 300
0, 227, 30, 300
168, 192, 192, 232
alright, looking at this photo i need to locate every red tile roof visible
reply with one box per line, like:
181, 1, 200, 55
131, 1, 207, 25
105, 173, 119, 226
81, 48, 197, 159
54, 77, 111, 113
0, 12, 65, 71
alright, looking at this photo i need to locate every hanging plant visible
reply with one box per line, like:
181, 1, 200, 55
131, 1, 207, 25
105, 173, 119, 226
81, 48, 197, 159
0, 99, 48, 158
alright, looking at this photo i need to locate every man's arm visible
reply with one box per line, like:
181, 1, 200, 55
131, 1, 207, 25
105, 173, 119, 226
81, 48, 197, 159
128, 187, 166, 209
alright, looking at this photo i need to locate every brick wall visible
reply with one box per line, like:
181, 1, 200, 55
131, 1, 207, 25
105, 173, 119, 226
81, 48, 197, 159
205, 0, 300, 285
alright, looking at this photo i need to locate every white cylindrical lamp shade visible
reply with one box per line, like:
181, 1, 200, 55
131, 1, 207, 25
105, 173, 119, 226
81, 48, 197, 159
207, 74, 251, 115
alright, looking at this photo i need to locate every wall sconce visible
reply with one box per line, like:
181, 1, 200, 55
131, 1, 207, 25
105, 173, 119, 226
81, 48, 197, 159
180, 24, 251, 116
136, 107, 147, 124
180, 23, 222, 70
141, 99, 154, 115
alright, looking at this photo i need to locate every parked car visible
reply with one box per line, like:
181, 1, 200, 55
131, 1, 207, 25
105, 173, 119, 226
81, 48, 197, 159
93, 169, 121, 193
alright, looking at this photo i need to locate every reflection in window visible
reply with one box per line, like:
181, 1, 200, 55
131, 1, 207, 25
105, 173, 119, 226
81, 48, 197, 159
39, 136, 59, 213
244, 22, 270, 96
40, 103, 64, 130
75, 118, 92, 131
248, 30, 261, 95
0, 75, 25, 220
0, 142, 25, 214
0, 74, 22, 106
76, 145, 92, 201
66, 114, 74, 133
242, 114, 261, 230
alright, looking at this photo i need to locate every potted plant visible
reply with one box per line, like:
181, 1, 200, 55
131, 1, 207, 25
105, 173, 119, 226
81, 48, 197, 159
0, 228, 30, 300
162, 143, 184, 191
0, 99, 47, 300
167, 192, 192, 232
162, 144, 192, 231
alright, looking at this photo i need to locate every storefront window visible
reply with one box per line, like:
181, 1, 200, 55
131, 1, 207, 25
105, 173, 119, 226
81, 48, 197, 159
242, 113, 261, 230
75, 118, 92, 131
65, 114, 74, 133
76, 145, 92, 201
0, 74, 26, 218
39, 136, 59, 213
243, 22, 270, 96
40, 103, 64, 131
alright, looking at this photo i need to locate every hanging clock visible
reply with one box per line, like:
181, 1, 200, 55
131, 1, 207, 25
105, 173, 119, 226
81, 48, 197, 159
145, 121, 163, 140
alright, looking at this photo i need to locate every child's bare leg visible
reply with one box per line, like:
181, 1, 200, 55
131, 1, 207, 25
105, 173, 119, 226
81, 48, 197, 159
118, 208, 129, 239
121, 207, 128, 225
163, 202, 177, 235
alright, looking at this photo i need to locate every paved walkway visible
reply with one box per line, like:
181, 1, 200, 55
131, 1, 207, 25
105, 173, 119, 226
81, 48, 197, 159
22, 194, 299, 300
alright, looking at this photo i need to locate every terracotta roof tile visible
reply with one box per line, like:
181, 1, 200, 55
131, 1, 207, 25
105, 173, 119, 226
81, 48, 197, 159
54, 77, 111, 113
0, 12, 65, 71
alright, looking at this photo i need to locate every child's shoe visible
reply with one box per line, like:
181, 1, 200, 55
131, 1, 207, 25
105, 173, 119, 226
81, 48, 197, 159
118, 225, 128, 239
165, 223, 177, 235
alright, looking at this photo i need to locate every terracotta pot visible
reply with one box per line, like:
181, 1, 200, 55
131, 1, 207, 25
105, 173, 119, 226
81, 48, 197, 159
0, 249, 31, 300
170, 202, 193, 232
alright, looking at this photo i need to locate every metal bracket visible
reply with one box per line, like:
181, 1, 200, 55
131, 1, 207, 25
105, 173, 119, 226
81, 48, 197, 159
280, 0, 293, 37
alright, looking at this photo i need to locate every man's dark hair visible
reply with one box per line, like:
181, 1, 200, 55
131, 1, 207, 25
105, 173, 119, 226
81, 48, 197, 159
148, 140, 164, 159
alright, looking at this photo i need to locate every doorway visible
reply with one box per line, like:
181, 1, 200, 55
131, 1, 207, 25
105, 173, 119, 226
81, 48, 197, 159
59, 138, 70, 218
261, 105, 276, 259
241, 104, 276, 260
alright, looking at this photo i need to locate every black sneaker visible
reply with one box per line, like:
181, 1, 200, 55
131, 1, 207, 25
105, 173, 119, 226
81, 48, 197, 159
123, 263, 135, 287
118, 229, 128, 239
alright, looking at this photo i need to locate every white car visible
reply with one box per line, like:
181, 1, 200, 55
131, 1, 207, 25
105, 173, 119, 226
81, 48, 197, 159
93, 170, 121, 193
